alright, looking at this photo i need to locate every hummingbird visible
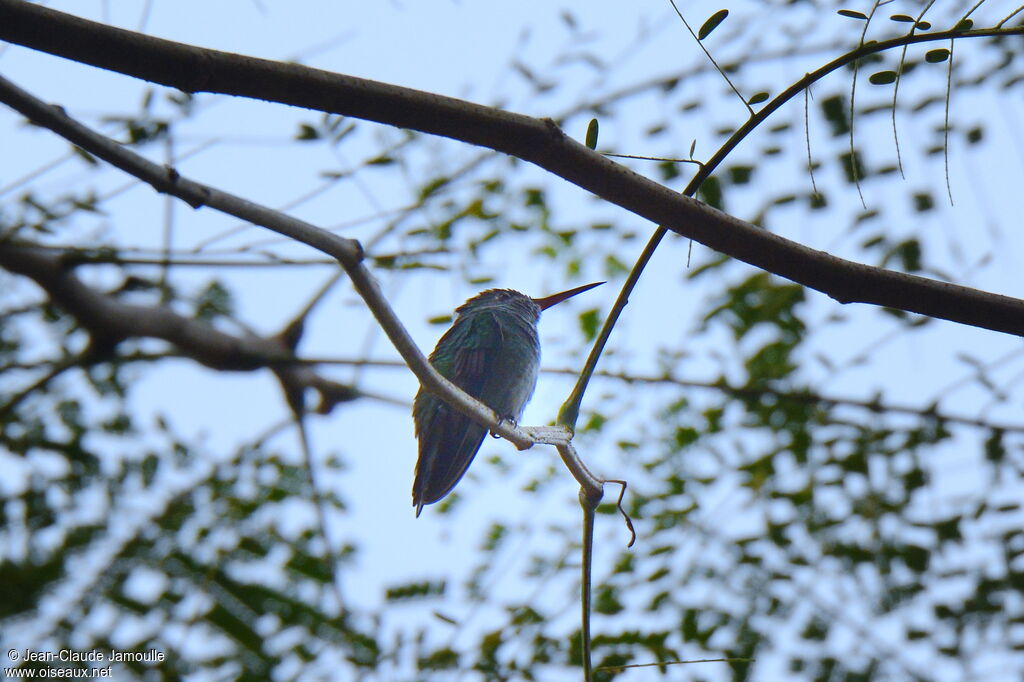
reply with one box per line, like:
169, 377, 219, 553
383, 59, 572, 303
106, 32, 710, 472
412, 282, 603, 516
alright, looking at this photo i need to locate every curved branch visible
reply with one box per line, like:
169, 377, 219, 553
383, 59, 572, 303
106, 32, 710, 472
1, 0, 1021, 341
0, 243, 365, 417
0, 72, 534, 453
0, 244, 288, 370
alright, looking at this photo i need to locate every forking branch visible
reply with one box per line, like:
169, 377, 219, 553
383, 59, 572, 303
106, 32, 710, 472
4, 5, 1019, 675
2, 0, 1024, 340
0, 71, 636, 680
0, 72, 619, 509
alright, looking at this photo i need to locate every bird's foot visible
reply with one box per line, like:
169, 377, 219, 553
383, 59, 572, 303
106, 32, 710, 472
490, 414, 518, 438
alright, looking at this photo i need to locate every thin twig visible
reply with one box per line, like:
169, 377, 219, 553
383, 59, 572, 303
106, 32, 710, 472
294, 412, 347, 617
605, 479, 636, 547
846, 0, 891, 210
943, 36, 955, 205
803, 82, 819, 195
0, 353, 81, 420
602, 151, 703, 167
597, 657, 755, 673
666, 0, 753, 115
996, 4, 1024, 28
888, 0, 938, 179
577, 475, 602, 682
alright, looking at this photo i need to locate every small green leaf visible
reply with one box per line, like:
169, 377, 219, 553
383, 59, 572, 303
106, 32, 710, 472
698, 9, 729, 40
839, 150, 865, 183
915, 20, 931, 30
194, 280, 233, 320
675, 427, 699, 448
585, 118, 599, 150
419, 647, 459, 671
594, 585, 624, 615
925, 49, 950, 63
728, 165, 753, 185
837, 9, 868, 20
895, 238, 922, 271
698, 175, 724, 210
295, 123, 319, 140
71, 145, 99, 166
385, 580, 447, 601
986, 429, 1006, 463
418, 176, 450, 201
856, 209, 879, 224
578, 309, 600, 341
646, 122, 666, 137
890, 14, 915, 23
747, 91, 770, 105
333, 122, 357, 144
604, 254, 628, 277
821, 95, 850, 136
869, 70, 898, 85
954, 18, 973, 31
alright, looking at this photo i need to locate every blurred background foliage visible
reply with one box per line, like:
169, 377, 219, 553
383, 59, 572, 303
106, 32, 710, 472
2, 0, 1024, 680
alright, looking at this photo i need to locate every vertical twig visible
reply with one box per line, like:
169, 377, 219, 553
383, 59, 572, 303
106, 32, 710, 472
579, 484, 602, 681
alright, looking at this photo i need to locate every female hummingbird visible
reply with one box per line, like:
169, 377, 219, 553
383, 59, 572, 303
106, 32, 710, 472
412, 282, 603, 516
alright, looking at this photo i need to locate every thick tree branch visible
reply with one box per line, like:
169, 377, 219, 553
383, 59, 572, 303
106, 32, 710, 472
2, 0, 1024, 337
0, 244, 280, 370
0, 242, 365, 415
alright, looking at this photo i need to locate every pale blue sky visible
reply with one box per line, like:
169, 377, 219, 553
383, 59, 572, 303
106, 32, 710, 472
3, 1, 1024, 679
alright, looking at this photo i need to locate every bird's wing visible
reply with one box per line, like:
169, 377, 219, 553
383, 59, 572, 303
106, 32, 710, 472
450, 310, 503, 388
413, 312, 502, 513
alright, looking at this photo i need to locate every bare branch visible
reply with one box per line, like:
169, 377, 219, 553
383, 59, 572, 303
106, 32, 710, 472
0, 71, 534, 453
0, 243, 368, 419
0, 244, 289, 370
1, 0, 1023, 337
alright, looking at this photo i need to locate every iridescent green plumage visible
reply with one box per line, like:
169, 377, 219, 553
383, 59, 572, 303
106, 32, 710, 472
412, 283, 602, 516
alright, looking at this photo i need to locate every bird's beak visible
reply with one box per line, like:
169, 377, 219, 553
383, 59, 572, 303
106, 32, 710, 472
532, 281, 604, 311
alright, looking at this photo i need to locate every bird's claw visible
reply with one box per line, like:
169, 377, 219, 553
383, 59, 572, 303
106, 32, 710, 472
490, 414, 518, 438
